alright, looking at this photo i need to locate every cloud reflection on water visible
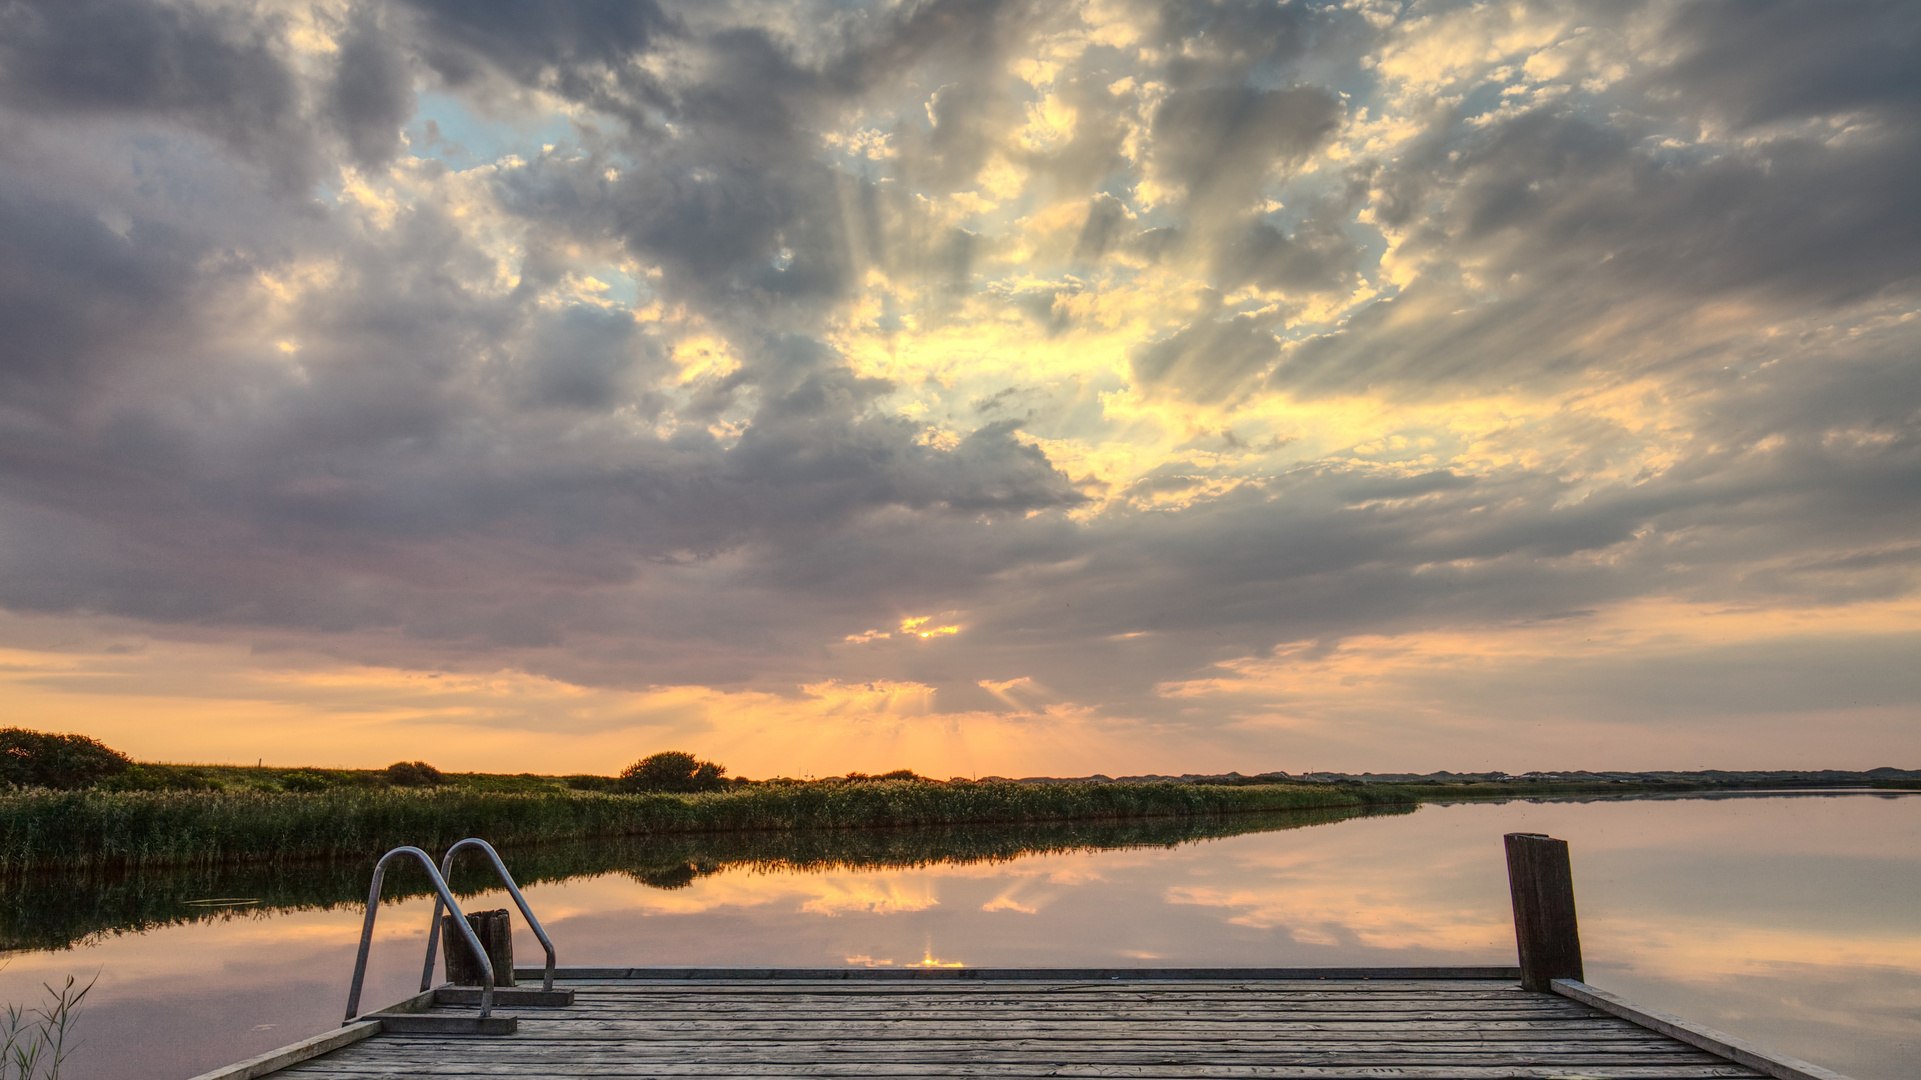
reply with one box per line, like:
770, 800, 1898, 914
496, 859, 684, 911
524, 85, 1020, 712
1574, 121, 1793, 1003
0, 794, 1913, 1080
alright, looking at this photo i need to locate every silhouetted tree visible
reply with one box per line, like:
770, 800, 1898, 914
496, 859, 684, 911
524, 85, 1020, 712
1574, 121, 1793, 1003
0, 728, 132, 789
385, 761, 446, 787
619, 751, 726, 793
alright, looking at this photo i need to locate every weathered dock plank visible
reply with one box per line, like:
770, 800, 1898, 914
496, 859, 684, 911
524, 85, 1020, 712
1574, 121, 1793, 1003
287, 1064, 1765, 1079
267, 974, 1791, 1080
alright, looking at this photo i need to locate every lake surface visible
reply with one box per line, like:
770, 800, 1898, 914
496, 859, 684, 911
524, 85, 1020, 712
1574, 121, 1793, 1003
0, 791, 1915, 1080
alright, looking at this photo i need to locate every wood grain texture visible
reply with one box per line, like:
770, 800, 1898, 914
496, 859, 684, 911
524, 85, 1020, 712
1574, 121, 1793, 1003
255, 975, 1798, 1080
278, 1053, 1759, 1068
512, 966, 1523, 982
444, 909, 514, 988
1504, 833, 1583, 991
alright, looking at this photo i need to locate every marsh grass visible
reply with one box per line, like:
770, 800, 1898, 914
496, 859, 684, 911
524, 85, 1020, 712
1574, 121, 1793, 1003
1, 803, 1412, 951
0, 780, 1424, 875
1, 975, 92, 1080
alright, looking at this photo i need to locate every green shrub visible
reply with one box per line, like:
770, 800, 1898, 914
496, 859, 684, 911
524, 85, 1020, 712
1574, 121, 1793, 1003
561, 774, 618, 792
95, 764, 219, 793
385, 761, 444, 787
844, 769, 921, 783
619, 751, 726, 793
280, 769, 334, 793
0, 729, 131, 790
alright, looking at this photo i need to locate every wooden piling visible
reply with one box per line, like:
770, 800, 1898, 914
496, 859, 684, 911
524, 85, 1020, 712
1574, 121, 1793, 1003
1504, 832, 1583, 992
442, 908, 515, 987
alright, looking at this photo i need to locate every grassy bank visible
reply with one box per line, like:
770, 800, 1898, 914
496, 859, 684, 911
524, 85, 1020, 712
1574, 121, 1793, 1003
2, 804, 1411, 951
0, 779, 1424, 874
2, 768, 1877, 876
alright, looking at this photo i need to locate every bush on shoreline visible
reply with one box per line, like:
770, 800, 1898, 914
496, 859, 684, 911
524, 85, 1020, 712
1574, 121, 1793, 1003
618, 751, 727, 794
0, 729, 132, 790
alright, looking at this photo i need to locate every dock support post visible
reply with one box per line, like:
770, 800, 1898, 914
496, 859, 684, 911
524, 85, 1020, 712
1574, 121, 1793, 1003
445, 909, 516, 987
1504, 832, 1583, 992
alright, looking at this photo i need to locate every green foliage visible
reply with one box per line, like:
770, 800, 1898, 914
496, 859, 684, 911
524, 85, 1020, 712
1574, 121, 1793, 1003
439, 772, 570, 794
0, 805, 1408, 952
619, 751, 727, 793
384, 761, 445, 788
280, 769, 334, 793
1, 973, 93, 1079
0, 779, 1415, 874
0, 730, 130, 791
94, 764, 219, 793
560, 774, 619, 793
844, 769, 922, 783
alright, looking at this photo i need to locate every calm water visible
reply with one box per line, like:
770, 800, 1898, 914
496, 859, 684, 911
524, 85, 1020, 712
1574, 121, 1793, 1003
1, 792, 1915, 1080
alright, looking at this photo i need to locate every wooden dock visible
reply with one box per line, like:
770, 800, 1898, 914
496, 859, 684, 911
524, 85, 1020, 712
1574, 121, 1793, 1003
204, 966, 1850, 1080
190, 833, 1855, 1080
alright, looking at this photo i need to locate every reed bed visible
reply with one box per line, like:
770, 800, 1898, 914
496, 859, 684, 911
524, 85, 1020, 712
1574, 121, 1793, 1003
0, 780, 1412, 873
1, 804, 1414, 951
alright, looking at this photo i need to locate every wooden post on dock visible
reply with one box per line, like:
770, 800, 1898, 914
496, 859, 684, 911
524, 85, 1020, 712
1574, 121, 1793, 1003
443, 908, 516, 987
1504, 832, 1582, 992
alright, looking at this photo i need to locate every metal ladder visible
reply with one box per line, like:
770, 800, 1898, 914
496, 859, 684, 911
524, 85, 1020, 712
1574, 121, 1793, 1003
420, 837, 559, 993
342, 838, 565, 1033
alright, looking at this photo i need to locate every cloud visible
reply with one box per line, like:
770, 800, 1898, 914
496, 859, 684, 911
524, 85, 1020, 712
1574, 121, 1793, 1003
399, 0, 674, 94
0, 0, 1914, 771
1148, 84, 1344, 221
331, 4, 417, 170
1130, 310, 1280, 403
1645, 0, 1921, 130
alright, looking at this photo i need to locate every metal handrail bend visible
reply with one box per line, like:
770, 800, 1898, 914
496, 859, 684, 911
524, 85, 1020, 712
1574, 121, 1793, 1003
344, 846, 495, 1023
420, 837, 559, 993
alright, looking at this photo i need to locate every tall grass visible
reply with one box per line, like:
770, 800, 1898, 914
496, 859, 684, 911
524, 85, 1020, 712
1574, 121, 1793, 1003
2, 975, 92, 1080
0, 780, 1411, 873
2, 804, 1413, 951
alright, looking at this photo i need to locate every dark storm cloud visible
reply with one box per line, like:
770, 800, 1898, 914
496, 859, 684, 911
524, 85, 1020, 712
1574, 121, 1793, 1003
508, 305, 664, 411
0, 0, 314, 182
331, 4, 416, 170
1646, 0, 1921, 129
398, 0, 674, 99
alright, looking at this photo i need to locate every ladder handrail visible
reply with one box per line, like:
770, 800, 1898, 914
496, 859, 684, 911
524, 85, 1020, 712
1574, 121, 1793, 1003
344, 846, 495, 1023
420, 837, 559, 993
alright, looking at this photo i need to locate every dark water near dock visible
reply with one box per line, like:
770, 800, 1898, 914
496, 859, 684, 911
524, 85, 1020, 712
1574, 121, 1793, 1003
0, 792, 1914, 1080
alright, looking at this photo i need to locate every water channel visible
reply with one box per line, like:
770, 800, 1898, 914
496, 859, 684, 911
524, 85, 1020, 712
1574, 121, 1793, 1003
1, 790, 1915, 1080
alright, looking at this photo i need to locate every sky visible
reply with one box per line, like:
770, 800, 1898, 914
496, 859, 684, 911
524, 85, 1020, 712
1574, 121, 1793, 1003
0, 0, 1916, 777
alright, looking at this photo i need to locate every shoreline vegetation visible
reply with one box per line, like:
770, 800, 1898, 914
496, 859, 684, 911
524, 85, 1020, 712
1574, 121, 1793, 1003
0, 730, 1912, 876
2, 806, 1404, 952
1, 758, 1915, 876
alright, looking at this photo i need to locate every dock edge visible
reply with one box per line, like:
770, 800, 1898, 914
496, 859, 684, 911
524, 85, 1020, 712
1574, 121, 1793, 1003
181, 989, 436, 1080
1552, 978, 1857, 1080
510, 964, 1524, 980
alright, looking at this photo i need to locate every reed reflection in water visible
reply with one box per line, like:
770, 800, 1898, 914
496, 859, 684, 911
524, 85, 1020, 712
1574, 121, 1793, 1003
0, 794, 1912, 1080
